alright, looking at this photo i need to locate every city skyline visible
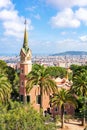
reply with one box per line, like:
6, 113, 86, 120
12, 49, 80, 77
1, 0, 87, 55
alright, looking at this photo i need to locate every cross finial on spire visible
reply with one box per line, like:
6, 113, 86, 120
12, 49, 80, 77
24, 19, 27, 28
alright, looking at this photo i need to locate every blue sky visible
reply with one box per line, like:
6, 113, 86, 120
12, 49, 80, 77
1, 0, 87, 55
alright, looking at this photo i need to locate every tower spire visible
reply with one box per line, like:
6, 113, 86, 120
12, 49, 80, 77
23, 19, 28, 51
20, 20, 32, 104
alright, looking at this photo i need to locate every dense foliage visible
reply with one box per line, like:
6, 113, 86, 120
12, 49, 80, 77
0, 60, 19, 100
32, 64, 67, 78
1, 59, 87, 128
70, 64, 87, 126
0, 61, 57, 130
0, 102, 56, 130
46, 66, 66, 78
0, 74, 11, 104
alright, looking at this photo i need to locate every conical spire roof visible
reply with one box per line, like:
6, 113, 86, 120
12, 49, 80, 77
23, 20, 29, 52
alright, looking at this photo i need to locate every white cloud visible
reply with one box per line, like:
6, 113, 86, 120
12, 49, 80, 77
79, 35, 87, 42
46, 0, 74, 9
0, 0, 33, 38
75, 8, 87, 23
4, 30, 22, 38
50, 8, 80, 28
31, 38, 87, 54
0, 0, 13, 9
46, 0, 87, 9
50, 7, 87, 28
0, 9, 18, 21
55, 38, 87, 53
3, 19, 33, 38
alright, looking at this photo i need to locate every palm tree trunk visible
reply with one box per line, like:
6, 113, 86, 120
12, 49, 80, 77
40, 86, 43, 109
82, 94, 85, 126
82, 117, 85, 126
61, 105, 64, 128
23, 95, 26, 104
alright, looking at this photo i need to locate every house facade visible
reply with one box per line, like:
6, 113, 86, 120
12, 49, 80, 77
19, 21, 74, 116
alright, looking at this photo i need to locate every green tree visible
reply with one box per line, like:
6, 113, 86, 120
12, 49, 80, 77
6, 66, 19, 100
50, 88, 77, 128
26, 64, 57, 109
12, 73, 19, 100
72, 68, 87, 126
0, 102, 56, 130
0, 74, 11, 104
0, 60, 19, 100
46, 66, 66, 78
0, 60, 7, 74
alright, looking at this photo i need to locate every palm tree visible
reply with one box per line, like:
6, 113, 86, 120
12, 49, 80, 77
72, 69, 87, 126
0, 74, 11, 103
26, 64, 57, 109
50, 88, 77, 128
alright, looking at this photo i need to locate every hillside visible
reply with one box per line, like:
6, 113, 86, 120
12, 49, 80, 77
51, 51, 87, 56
